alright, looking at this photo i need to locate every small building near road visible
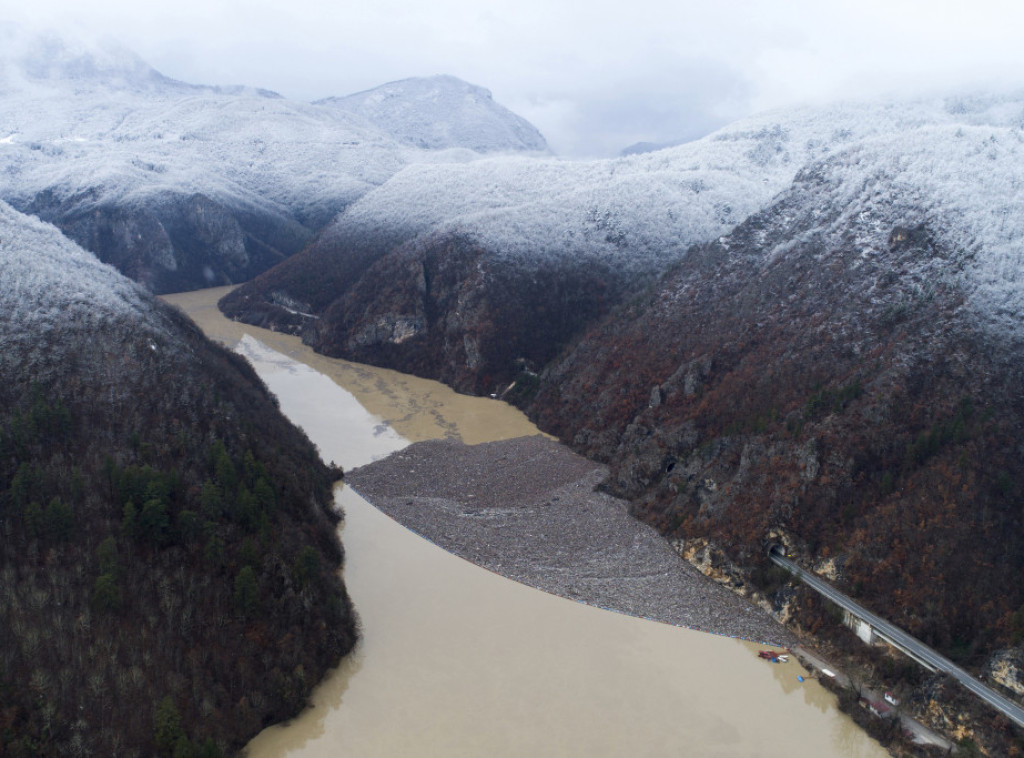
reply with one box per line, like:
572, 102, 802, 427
866, 699, 893, 719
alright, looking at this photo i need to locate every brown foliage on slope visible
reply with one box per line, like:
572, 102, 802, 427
527, 179, 1024, 665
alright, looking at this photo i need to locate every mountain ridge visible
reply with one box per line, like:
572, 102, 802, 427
315, 74, 550, 153
221, 91, 1024, 396
0, 27, 550, 293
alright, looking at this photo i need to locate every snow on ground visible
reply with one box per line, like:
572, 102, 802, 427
323, 92, 1024, 281
0, 200, 152, 328
0, 26, 548, 228
787, 123, 1024, 335
316, 75, 550, 153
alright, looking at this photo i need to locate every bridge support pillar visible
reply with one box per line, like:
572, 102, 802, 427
843, 609, 876, 644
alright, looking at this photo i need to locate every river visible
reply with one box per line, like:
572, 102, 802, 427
163, 287, 886, 758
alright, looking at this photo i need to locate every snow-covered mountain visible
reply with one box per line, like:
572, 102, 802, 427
0, 27, 548, 292
327, 92, 1024, 269
219, 90, 1024, 700
223, 90, 1024, 393
317, 75, 549, 153
520, 115, 1024, 697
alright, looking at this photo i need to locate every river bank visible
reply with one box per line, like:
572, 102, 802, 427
164, 286, 888, 758
348, 434, 800, 647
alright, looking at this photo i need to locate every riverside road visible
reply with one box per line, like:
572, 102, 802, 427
769, 546, 1024, 729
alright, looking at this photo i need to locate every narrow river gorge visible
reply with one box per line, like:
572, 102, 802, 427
163, 287, 886, 758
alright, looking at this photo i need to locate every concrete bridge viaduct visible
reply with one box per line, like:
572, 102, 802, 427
768, 544, 1024, 729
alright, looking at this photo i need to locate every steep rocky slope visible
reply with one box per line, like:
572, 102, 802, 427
0, 27, 545, 294
221, 93, 1024, 397
526, 124, 1024, 666
0, 202, 356, 756
271, 231, 629, 394
218, 104, 829, 388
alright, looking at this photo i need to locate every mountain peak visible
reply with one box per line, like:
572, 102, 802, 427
316, 74, 549, 153
0, 24, 194, 95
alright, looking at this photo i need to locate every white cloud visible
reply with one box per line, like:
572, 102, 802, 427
6, 0, 1024, 156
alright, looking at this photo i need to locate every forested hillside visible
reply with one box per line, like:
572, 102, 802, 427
526, 127, 1024, 667
0, 202, 356, 756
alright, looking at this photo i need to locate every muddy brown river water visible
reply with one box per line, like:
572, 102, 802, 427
164, 287, 886, 758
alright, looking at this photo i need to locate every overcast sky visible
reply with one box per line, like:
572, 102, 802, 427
9, 0, 1024, 156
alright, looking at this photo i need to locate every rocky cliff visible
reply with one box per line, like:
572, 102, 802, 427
527, 128, 1024, 664
315, 233, 627, 393
221, 228, 628, 393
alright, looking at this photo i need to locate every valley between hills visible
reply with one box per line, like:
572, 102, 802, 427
3, 24, 1024, 757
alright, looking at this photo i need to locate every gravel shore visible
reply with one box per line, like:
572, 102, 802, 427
347, 434, 798, 646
